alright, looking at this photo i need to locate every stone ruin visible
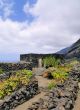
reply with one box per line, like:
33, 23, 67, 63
20, 53, 63, 68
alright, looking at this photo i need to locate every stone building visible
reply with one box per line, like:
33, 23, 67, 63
20, 53, 63, 67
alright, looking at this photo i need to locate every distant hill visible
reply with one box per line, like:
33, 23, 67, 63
57, 47, 70, 54
65, 39, 80, 59
58, 39, 80, 59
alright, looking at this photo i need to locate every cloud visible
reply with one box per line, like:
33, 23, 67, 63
23, 0, 35, 14
0, 0, 80, 55
23, 0, 80, 48
0, 0, 14, 19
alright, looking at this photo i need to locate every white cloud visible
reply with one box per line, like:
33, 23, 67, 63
0, 0, 80, 54
0, 0, 14, 19
23, 1, 35, 14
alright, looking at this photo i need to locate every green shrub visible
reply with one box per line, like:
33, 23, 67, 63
0, 69, 33, 99
51, 68, 68, 81
48, 81, 56, 90
0, 68, 3, 74
16, 69, 33, 79
21, 70, 33, 79
0, 91, 5, 99
43, 56, 61, 68
0, 76, 20, 99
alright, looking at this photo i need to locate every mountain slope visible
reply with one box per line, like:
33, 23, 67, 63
65, 39, 80, 59
57, 47, 70, 54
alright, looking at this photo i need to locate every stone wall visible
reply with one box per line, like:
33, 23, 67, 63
0, 71, 16, 80
0, 62, 32, 72
20, 53, 64, 67
0, 77, 38, 110
27, 67, 80, 110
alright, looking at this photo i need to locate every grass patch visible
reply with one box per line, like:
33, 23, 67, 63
48, 81, 56, 90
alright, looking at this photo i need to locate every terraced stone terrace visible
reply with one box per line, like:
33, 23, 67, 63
0, 58, 80, 110
15, 63, 80, 110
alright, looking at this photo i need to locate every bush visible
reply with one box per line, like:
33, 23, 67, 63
52, 72, 68, 80
0, 69, 33, 99
16, 69, 33, 79
51, 67, 69, 81
0, 68, 3, 74
48, 81, 56, 90
0, 77, 19, 99
43, 56, 61, 68
47, 66, 69, 90
58, 65, 71, 73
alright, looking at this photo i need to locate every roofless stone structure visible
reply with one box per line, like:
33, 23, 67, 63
20, 53, 64, 67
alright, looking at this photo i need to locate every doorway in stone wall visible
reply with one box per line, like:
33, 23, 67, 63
32, 58, 46, 76
38, 58, 42, 68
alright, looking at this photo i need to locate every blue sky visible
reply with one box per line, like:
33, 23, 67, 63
0, 0, 37, 62
10, 0, 37, 22
0, 0, 80, 62
0, 0, 37, 22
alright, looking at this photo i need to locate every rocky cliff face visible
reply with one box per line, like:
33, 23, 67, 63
65, 39, 80, 59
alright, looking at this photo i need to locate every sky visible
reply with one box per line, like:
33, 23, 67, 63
0, 0, 80, 62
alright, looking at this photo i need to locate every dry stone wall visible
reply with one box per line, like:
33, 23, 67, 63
0, 77, 38, 110
27, 67, 80, 110
0, 71, 16, 81
0, 62, 32, 72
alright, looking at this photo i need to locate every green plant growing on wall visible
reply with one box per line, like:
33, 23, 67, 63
43, 56, 61, 68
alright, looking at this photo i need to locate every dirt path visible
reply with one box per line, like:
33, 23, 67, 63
14, 76, 51, 110
35, 76, 51, 88
73, 83, 80, 110
14, 92, 45, 110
